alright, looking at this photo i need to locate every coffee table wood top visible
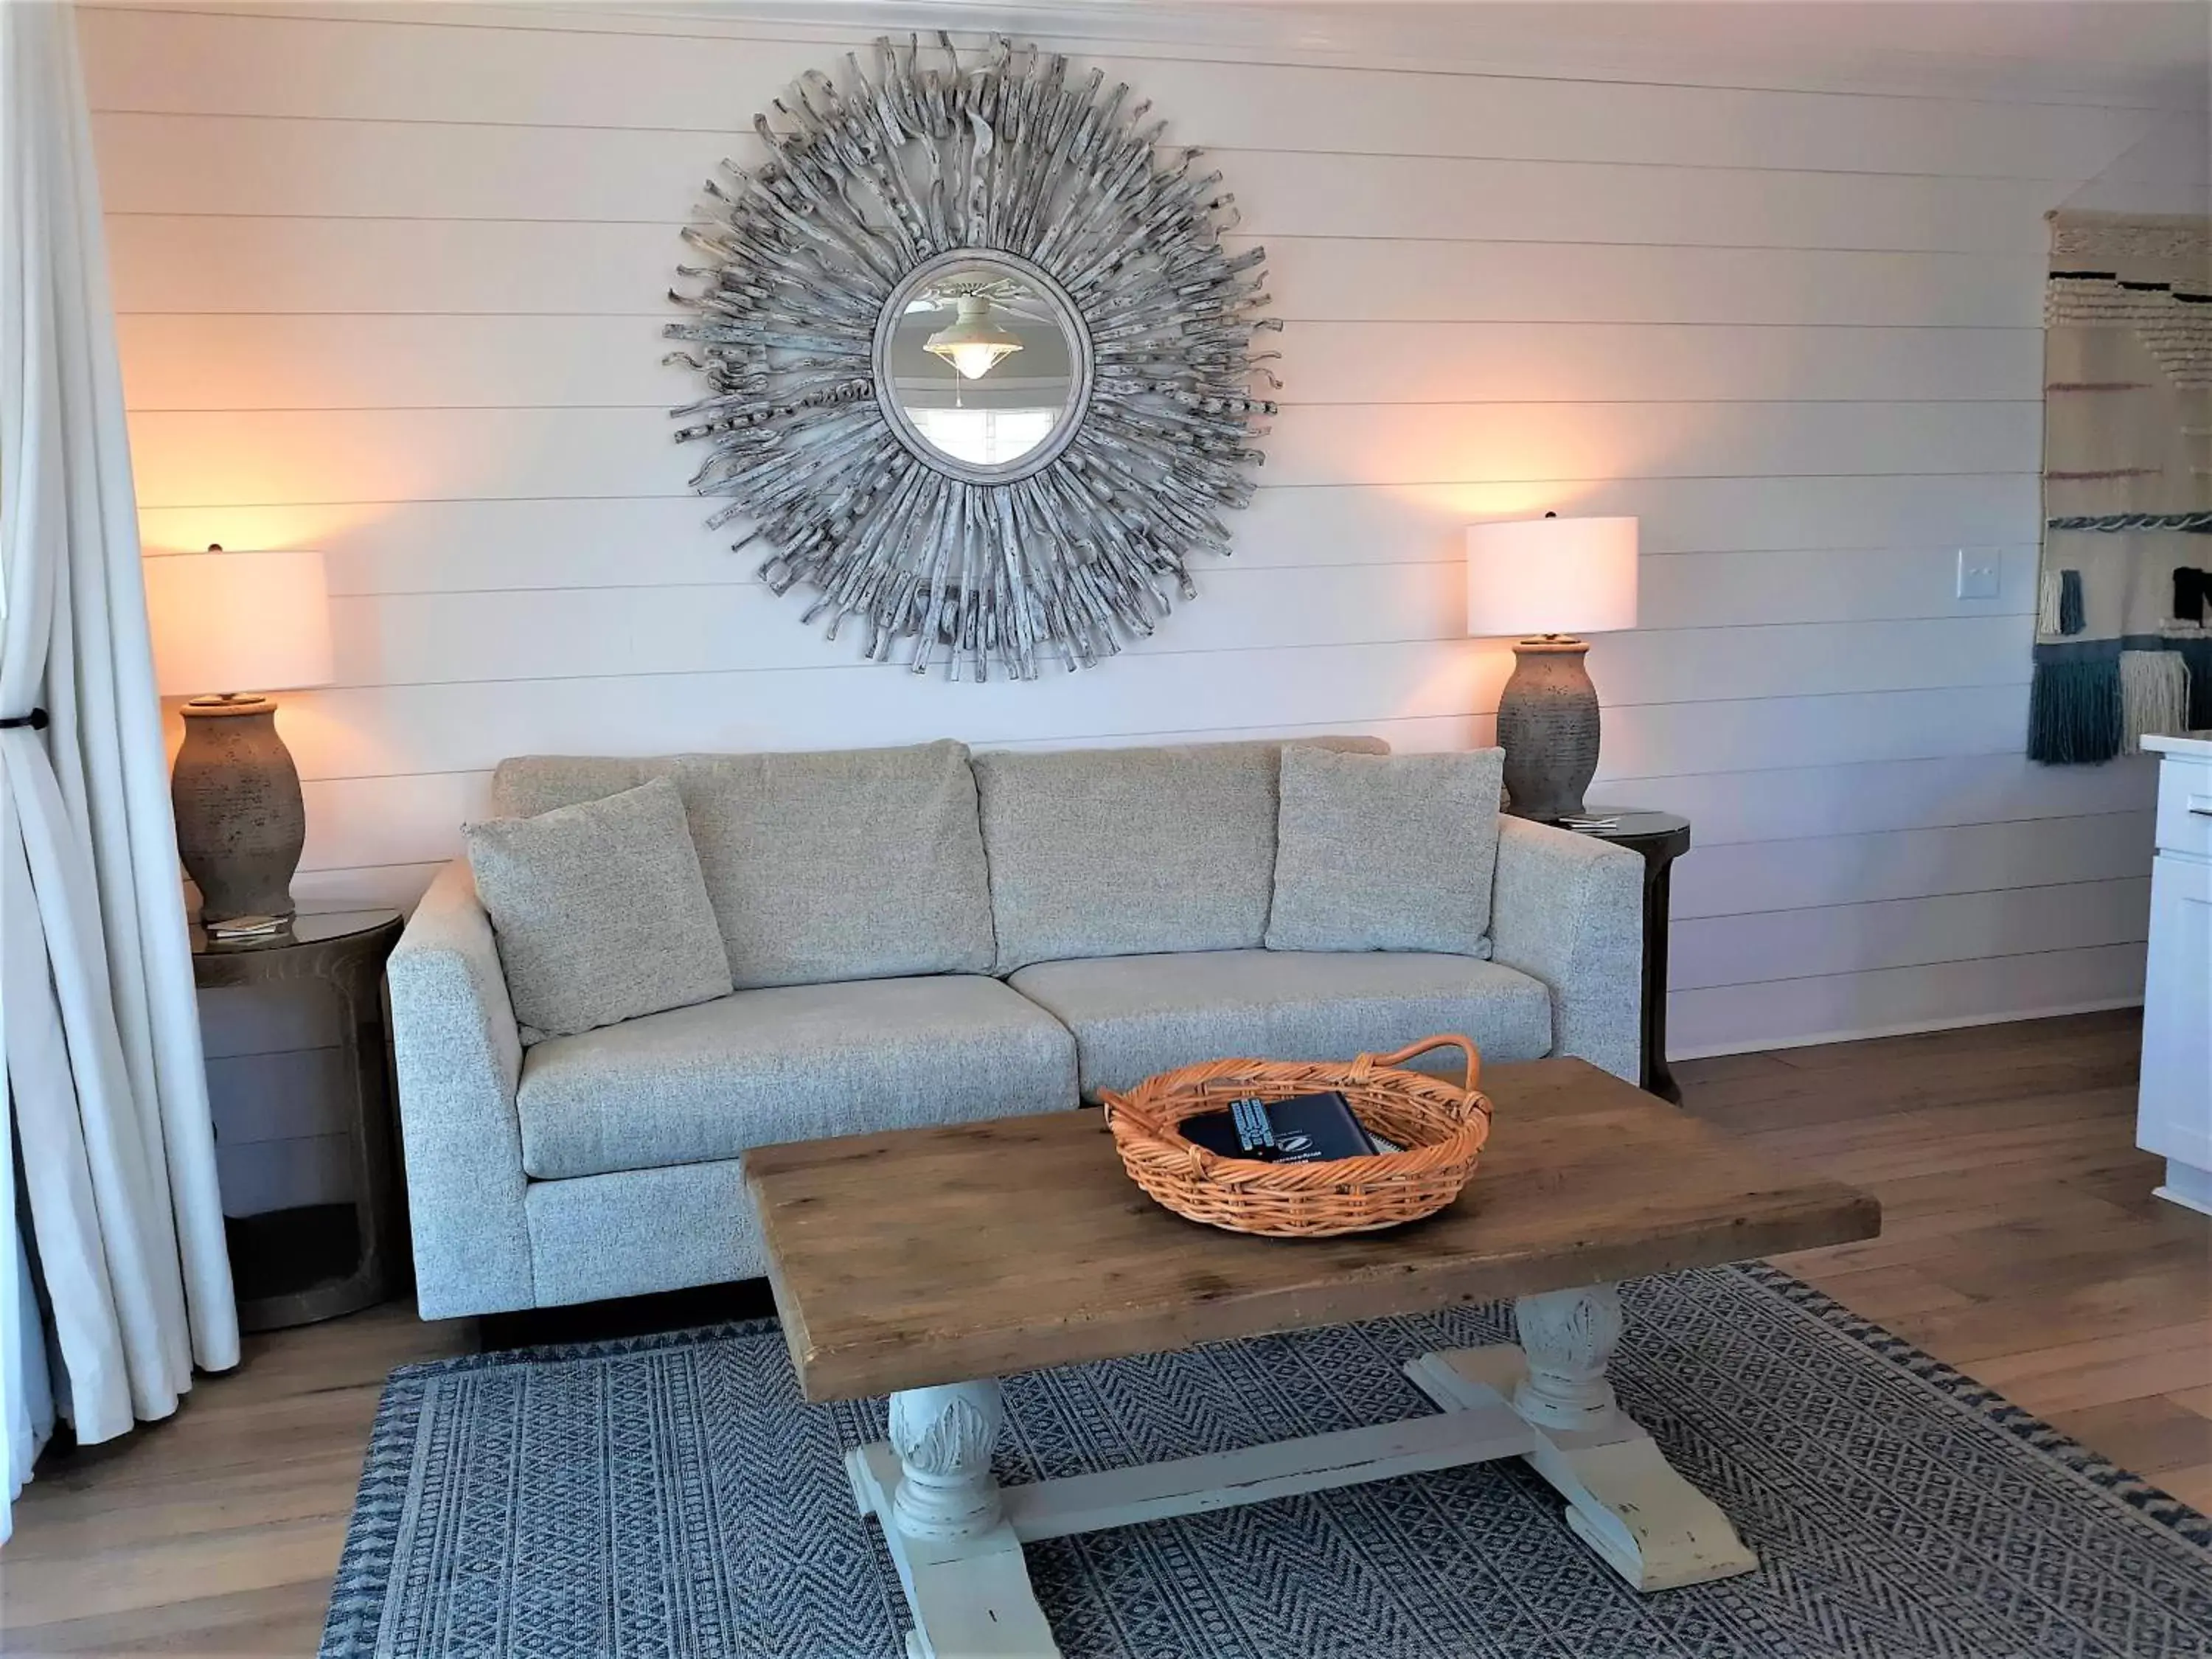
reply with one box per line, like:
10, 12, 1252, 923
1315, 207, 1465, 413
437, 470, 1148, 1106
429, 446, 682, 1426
747, 1057, 1880, 1402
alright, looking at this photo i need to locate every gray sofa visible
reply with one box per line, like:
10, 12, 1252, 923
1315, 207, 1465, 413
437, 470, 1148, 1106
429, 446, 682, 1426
390, 737, 1644, 1319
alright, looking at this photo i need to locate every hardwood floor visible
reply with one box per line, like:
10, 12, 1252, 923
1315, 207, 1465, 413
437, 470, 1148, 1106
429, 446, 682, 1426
2, 1010, 2204, 1656
1680, 1009, 2212, 1509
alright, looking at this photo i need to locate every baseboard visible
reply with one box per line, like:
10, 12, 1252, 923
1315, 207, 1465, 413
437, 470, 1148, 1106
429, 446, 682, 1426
1665, 996, 2146, 1062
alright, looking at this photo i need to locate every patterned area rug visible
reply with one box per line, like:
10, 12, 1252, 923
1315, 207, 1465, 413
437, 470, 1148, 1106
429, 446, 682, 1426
322, 1265, 2212, 1658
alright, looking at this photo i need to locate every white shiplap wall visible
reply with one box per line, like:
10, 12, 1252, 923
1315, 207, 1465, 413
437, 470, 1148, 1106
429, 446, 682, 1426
81, 1, 2173, 1055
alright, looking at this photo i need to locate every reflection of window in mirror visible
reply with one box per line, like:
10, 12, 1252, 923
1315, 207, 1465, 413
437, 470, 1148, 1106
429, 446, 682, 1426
907, 407, 1059, 467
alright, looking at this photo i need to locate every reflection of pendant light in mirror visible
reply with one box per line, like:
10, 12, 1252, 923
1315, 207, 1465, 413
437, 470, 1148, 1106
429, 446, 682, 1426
925, 295, 1023, 380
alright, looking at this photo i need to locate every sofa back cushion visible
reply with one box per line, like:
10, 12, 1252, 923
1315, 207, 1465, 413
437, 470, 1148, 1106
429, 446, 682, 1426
678, 742, 995, 988
970, 737, 1388, 974
491, 754, 661, 819
488, 741, 995, 990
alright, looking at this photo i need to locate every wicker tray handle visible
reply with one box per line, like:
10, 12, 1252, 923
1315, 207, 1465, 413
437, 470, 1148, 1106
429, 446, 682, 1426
1349, 1034, 1482, 1106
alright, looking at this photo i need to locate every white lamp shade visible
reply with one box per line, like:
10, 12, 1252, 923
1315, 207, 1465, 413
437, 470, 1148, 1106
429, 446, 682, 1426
145, 549, 335, 697
1464, 516, 1639, 639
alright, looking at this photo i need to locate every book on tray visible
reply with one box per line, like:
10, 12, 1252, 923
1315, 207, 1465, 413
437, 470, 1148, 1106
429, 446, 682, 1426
1179, 1091, 1380, 1164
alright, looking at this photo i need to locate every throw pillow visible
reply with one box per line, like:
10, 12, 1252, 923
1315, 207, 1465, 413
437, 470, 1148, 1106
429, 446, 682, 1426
1266, 746, 1506, 956
464, 775, 733, 1043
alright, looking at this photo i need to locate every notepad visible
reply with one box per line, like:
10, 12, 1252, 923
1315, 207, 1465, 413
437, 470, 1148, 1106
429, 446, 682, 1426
1180, 1090, 1380, 1164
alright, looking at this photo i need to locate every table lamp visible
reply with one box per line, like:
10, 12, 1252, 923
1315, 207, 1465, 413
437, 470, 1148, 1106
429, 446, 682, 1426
145, 546, 334, 927
1464, 514, 1639, 822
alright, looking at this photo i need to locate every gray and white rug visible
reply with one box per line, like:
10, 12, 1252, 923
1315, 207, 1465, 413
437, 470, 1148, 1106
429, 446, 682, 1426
322, 1265, 2212, 1658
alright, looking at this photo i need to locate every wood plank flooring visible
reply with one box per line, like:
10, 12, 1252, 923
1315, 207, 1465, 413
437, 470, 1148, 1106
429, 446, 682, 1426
2, 1009, 2205, 1655
1681, 1009, 2212, 1509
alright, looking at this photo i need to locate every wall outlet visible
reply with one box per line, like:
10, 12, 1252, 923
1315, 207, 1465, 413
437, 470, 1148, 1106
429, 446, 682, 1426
1955, 550, 2001, 601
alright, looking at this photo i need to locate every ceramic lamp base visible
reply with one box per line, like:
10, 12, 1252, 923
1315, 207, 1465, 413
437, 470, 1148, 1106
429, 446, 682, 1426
1498, 638, 1601, 823
173, 695, 305, 923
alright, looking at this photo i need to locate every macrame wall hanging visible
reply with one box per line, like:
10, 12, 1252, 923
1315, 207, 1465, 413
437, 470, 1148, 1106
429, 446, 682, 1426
2030, 209, 2212, 762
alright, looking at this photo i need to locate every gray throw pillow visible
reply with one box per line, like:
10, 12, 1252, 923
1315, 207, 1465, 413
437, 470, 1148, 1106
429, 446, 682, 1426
1266, 747, 1506, 956
464, 776, 733, 1043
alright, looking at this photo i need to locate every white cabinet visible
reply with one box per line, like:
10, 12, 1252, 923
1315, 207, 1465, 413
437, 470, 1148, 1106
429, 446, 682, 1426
2140, 736, 2212, 1217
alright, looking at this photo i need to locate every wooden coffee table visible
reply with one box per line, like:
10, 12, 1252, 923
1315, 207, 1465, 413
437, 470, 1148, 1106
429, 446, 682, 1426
748, 1057, 1880, 1658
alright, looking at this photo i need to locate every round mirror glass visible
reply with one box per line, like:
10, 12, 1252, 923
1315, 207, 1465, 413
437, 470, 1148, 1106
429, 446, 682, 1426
875, 251, 1091, 484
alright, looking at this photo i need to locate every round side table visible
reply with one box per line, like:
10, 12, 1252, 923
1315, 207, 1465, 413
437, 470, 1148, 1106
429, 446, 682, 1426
192, 909, 407, 1330
1559, 810, 1690, 1105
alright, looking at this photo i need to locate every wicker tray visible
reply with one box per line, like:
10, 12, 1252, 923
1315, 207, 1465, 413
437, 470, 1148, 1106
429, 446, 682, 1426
1100, 1035, 1493, 1238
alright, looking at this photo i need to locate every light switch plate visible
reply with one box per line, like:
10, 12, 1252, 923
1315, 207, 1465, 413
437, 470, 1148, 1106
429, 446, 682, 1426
1955, 549, 2000, 601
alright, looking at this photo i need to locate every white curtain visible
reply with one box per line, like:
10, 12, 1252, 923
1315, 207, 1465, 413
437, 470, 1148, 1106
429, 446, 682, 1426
1, 0, 239, 1543
4, 1209, 55, 1546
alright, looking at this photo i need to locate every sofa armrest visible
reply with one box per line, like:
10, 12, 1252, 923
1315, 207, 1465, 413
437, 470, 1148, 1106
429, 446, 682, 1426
389, 858, 535, 1317
1488, 817, 1644, 1082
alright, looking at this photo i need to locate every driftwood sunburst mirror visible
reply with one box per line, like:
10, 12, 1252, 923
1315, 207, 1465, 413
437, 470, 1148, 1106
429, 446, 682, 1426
664, 35, 1279, 681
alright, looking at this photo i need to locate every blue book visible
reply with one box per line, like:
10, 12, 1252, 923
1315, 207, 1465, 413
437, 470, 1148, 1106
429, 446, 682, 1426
1180, 1091, 1380, 1164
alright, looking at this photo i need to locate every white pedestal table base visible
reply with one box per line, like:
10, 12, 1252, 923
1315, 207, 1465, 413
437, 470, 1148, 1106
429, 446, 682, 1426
847, 1282, 1759, 1657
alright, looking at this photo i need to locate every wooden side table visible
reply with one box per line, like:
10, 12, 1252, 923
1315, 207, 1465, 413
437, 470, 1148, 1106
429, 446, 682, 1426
192, 909, 407, 1330
1561, 809, 1690, 1104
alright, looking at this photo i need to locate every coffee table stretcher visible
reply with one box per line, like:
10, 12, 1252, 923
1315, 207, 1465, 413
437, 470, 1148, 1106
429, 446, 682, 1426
847, 1281, 1757, 1659
1404, 1284, 1760, 1592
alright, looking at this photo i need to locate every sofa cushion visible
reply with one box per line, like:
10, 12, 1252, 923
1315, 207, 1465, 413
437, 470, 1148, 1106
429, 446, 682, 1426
971, 737, 1387, 974
676, 742, 994, 989
1267, 746, 1506, 956
492, 742, 995, 990
524, 1158, 762, 1309
1006, 948, 1553, 1099
491, 754, 664, 819
463, 776, 733, 1043
516, 974, 1077, 1180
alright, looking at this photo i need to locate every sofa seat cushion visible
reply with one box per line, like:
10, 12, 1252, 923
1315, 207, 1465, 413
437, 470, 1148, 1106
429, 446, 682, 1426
517, 974, 1078, 1180
1006, 949, 1554, 1099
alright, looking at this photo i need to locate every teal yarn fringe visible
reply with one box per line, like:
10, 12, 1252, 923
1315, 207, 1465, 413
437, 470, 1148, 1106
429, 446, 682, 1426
2057, 569, 2086, 636
2028, 656, 2123, 764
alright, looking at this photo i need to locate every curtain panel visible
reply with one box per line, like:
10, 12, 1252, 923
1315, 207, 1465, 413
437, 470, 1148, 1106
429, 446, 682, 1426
3, 1210, 55, 1545
1, 0, 239, 1541
2031, 210, 2212, 762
